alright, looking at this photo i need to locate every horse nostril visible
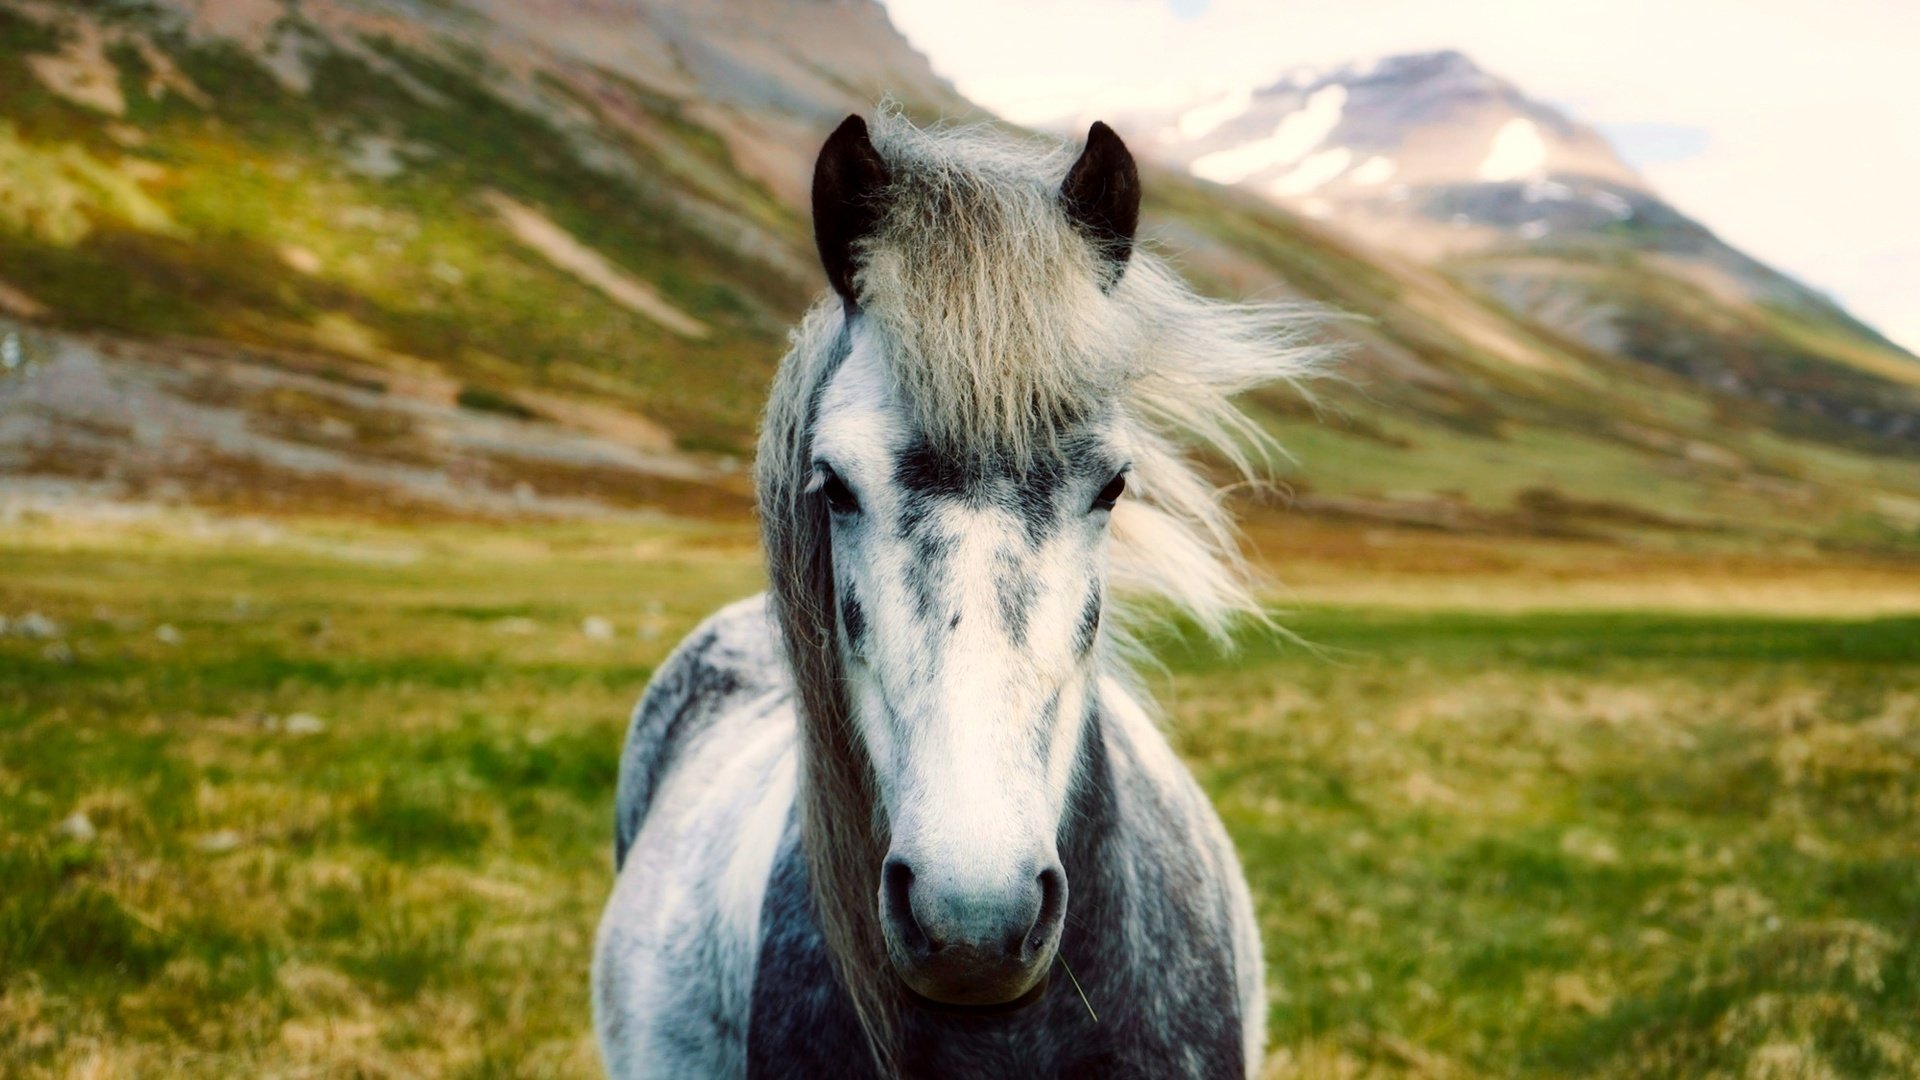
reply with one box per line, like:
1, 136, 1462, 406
882, 857, 934, 955
1027, 865, 1067, 955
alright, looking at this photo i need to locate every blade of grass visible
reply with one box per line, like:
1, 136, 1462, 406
1058, 954, 1098, 1023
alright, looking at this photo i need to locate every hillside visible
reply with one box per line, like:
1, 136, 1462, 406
1, 3, 1918, 552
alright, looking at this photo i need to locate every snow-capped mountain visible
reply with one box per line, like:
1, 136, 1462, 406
1132, 50, 1694, 263
1125, 50, 1920, 443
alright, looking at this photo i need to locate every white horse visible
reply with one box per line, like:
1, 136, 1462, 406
594, 111, 1324, 1077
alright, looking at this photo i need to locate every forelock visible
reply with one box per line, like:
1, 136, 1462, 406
855, 112, 1126, 460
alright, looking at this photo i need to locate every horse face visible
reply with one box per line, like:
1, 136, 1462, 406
811, 329, 1126, 1007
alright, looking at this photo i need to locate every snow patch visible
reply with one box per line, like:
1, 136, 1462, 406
1268, 147, 1352, 197
1190, 85, 1348, 185
1350, 155, 1397, 186
1591, 190, 1634, 220
1523, 179, 1573, 203
1478, 118, 1547, 182
1177, 87, 1253, 140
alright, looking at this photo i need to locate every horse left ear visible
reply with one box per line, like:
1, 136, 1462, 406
1061, 121, 1141, 288
813, 114, 892, 309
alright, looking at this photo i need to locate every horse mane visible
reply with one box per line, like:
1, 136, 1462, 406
756, 111, 1328, 1073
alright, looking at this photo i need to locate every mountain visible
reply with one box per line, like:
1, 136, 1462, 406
1141, 51, 1641, 231
1, 5, 1918, 550
1125, 50, 1920, 447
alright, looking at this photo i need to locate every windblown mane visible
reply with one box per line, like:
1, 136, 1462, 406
757, 112, 1327, 1072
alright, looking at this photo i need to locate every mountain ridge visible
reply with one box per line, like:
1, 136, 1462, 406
1110, 48, 1920, 450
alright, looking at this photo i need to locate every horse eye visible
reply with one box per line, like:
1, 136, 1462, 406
1091, 472, 1126, 513
820, 470, 861, 515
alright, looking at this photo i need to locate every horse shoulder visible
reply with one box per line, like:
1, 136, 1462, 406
613, 594, 786, 867
594, 594, 797, 1078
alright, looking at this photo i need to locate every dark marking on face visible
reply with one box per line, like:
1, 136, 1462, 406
894, 440, 979, 500
1006, 451, 1067, 547
1074, 584, 1102, 656
948, 612, 961, 631
994, 549, 1036, 646
907, 529, 954, 622
1033, 687, 1062, 764
840, 587, 867, 649
893, 433, 1118, 552
895, 491, 932, 539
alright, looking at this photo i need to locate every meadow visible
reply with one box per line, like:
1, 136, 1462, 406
1, 508, 1917, 1078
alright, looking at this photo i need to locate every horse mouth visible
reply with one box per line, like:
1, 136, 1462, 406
899, 969, 1051, 1015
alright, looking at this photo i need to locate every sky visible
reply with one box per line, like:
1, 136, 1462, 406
883, 0, 1920, 355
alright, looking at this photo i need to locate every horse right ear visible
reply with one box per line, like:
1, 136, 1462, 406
1061, 121, 1140, 289
812, 115, 892, 308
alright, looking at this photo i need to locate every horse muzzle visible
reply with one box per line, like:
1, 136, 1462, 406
879, 853, 1067, 1007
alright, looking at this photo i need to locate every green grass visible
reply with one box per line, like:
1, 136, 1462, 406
1162, 609, 1920, 1076
2, 513, 1916, 1077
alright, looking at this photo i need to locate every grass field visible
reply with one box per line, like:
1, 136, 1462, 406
2, 509, 1918, 1078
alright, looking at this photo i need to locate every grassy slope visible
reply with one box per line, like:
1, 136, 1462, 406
0, 3, 807, 450
2, 513, 1917, 1078
1149, 182, 1920, 550
1447, 245, 1920, 453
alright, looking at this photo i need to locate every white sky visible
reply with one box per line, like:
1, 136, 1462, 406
883, 0, 1920, 355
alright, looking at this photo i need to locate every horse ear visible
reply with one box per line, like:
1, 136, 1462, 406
812, 115, 892, 308
1061, 121, 1141, 287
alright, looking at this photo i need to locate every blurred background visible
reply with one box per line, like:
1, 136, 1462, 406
1, 1, 1916, 1076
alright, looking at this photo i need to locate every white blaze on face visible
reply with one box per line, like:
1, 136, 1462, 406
809, 326, 1123, 887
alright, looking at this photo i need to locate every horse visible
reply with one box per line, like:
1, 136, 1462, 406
592, 110, 1325, 1078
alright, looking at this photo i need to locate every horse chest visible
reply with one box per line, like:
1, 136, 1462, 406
744, 838, 1245, 1079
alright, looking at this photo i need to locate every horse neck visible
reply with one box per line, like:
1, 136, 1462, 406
1057, 690, 1129, 949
